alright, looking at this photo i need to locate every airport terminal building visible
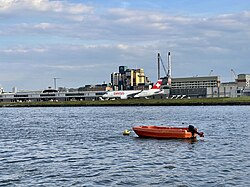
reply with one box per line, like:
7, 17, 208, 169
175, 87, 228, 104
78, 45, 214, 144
0, 86, 107, 103
0, 74, 249, 102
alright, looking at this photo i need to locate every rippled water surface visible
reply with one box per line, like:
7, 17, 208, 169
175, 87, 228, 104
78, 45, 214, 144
0, 106, 250, 186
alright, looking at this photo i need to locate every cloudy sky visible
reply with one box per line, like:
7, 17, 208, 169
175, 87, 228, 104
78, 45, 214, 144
1, 0, 250, 91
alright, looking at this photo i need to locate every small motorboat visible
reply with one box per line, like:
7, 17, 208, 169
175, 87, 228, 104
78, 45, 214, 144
133, 125, 204, 139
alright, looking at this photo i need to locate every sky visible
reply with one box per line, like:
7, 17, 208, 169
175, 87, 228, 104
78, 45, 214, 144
1, 0, 250, 91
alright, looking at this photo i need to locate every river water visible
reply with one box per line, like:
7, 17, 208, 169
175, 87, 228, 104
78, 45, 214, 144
0, 106, 249, 186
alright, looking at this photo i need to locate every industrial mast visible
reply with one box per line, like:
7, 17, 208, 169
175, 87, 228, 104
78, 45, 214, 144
157, 51, 172, 88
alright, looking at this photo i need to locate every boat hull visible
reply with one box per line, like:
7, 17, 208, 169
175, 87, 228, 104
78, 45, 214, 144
133, 126, 197, 139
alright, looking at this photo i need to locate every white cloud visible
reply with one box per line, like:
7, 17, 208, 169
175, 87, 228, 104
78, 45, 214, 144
1, 47, 29, 54
35, 64, 103, 71
33, 48, 47, 53
67, 3, 92, 14
0, 0, 93, 13
117, 44, 129, 50
0, 0, 94, 23
1, 2, 250, 89
34, 22, 54, 30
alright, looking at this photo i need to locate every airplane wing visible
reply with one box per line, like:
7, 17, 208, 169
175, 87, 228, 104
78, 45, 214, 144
154, 90, 164, 94
125, 90, 142, 98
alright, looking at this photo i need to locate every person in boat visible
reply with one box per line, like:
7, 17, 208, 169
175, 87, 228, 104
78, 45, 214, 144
188, 125, 204, 137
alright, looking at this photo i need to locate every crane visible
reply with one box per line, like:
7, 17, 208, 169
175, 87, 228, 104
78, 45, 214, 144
231, 69, 237, 81
157, 53, 168, 79
160, 55, 168, 77
157, 52, 172, 88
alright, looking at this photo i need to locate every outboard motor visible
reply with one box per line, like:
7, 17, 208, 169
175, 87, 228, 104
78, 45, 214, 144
188, 125, 204, 137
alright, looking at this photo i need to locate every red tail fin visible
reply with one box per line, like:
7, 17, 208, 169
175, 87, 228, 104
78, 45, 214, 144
152, 80, 162, 89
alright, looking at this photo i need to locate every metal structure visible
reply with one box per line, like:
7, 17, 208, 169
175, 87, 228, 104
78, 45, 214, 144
53, 77, 60, 90
231, 69, 237, 81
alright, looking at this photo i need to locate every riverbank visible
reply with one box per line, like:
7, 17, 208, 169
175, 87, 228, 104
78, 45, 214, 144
0, 97, 250, 107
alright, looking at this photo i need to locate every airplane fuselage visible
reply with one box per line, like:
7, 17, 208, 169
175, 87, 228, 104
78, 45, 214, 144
102, 90, 141, 99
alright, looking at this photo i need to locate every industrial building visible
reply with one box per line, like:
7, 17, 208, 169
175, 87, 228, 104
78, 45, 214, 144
111, 66, 151, 90
169, 76, 221, 98
166, 74, 250, 98
171, 76, 220, 89
236, 74, 250, 96
237, 74, 250, 88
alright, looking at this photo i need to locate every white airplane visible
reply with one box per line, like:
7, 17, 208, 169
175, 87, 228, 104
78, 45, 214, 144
134, 79, 163, 98
101, 90, 142, 100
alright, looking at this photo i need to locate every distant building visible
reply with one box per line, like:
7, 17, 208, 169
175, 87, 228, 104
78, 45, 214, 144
236, 74, 250, 88
111, 66, 151, 90
171, 76, 220, 89
125, 68, 146, 89
207, 82, 237, 98
236, 74, 250, 97
169, 76, 221, 98
0, 89, 106, 102
241, 88, 250, 96
111, 72, 122, 91
79, 84, 112, 92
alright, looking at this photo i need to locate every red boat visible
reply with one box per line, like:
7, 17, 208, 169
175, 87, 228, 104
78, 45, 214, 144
133, 125, 204, 139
